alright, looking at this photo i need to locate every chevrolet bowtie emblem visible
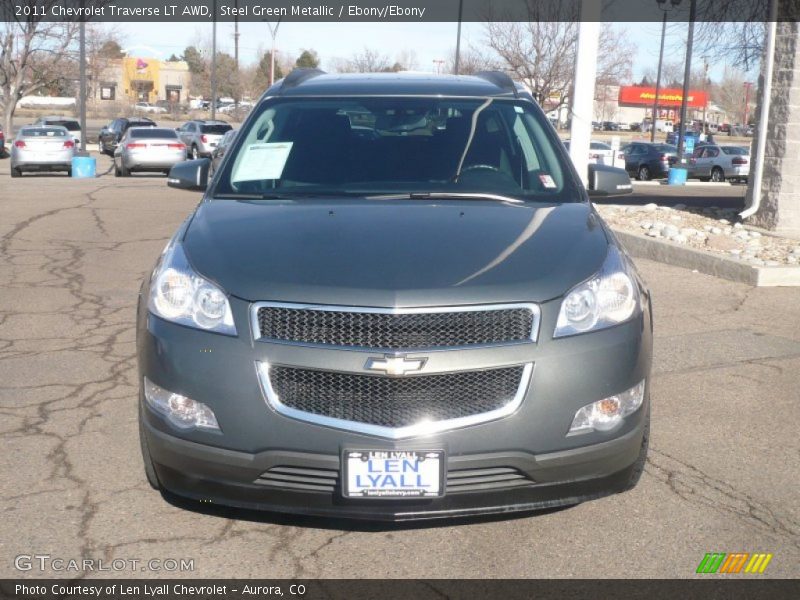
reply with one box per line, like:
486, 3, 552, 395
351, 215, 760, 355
365, 355, 427, 376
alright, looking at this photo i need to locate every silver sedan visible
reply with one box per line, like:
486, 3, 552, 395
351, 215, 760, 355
114, 127, 187, 177
10, 125, 75, 177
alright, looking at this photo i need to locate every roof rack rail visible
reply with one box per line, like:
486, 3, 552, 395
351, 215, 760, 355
278, 68, 327, 92
474, 71, 518, 97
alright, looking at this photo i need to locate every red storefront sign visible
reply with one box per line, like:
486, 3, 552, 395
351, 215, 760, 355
618, 86, 708, 108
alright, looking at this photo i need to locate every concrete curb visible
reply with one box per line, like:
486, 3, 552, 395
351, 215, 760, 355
612, 229, 800, 287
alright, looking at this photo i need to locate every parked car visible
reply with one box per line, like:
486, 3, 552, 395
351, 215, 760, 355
688, 144, 750, 183
210, 128, 238, 173
601, 121, 619, 131
563, 140, 625, 168
138, 69, 650, 521
32, 116, 82, 147
0, 125, 6, 157
10, 125, 75, 177
98, 117, 157, 155
113, 127, 186, 177
621, 142, 678, 180
134, 102, 168, 115
177, 120, 233, 159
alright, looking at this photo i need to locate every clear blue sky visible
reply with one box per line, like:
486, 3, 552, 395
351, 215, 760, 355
115, 21, 753, 81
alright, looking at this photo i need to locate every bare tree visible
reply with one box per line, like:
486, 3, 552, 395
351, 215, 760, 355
483, 15, 634, 111
332, 47, 391, 73
84, 24, 126, 108
395, 49, 419, 72
0, 4, 80, 135
711, 66, 751, 124
446, 44, 500, 75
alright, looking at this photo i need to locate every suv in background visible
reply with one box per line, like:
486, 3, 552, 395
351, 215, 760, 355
177, 120, 233, 159
33, 116, 83, 147
98, 117, 157, 155
140, 69, 651, 521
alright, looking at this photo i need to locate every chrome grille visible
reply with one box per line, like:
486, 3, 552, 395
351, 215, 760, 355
266, 365, 526, 430
254, 303, 538, 349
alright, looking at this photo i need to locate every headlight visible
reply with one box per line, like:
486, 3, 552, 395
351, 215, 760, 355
554, 246, 639, 337
569, 380, 645, 434
148, 239, 236, 335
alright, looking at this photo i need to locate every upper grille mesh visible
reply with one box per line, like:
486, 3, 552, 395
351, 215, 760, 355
256, 306, 535, 349
269, 365, 525, 429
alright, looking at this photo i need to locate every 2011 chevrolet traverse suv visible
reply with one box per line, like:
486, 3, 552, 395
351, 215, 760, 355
138, 70, 652, 521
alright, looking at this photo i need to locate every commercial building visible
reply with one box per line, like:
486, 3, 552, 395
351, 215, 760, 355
94, 57, 191, 108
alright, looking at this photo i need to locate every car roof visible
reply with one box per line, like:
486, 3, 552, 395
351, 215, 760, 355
263, 70, 528, 100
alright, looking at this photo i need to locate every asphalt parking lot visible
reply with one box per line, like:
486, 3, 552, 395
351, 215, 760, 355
0, 154, 798, 579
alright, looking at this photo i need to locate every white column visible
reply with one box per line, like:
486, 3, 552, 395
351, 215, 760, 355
569, 2, 601, 186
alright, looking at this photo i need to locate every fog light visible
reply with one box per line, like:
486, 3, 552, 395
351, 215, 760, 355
569, 380, 645, 434
143, 377, 220, 431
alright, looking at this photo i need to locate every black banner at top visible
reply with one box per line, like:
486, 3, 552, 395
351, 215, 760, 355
0, 0, 795, 23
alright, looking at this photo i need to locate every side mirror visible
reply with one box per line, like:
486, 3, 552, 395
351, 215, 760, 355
167, 158, 210, 191
587, 164, 633, 197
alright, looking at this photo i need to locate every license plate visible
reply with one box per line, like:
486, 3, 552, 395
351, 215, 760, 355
343, 450, 444, 498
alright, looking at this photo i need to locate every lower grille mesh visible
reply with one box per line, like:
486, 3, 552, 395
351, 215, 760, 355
254, 465, 535, 494
269, 365, 526, 429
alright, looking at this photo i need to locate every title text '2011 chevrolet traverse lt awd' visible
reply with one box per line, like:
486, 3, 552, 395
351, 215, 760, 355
137, 70, 652, 521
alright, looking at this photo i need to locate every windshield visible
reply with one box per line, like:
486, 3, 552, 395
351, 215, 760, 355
21, 127, 67, 137
201, 124, 232, 134
45, 120, 80, 131
213, 97, 576, 200
129, 128, 178, 139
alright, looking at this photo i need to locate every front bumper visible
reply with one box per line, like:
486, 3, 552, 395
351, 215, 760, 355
143, 415, 644, 521
138, 289, 652, 520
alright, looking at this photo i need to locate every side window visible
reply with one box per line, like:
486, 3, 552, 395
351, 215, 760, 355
707, 147, 719, 158
187, 123, 196, 132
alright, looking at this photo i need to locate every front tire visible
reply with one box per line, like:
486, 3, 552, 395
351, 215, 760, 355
10, 167, 21, 177
637, 165, 651, 181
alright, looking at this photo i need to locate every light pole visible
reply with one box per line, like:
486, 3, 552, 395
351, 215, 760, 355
211, 0, 217, 120
454, 0, 463, 74
743, 81, 753, 126
651, 0, 682, 143
266, 18, 282, 86
675, 0, 697, 165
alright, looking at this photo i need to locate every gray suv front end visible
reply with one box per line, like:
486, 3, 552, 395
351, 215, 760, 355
138, 71, 651, 521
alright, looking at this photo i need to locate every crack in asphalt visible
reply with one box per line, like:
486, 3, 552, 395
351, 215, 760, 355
645, 448, 800, 549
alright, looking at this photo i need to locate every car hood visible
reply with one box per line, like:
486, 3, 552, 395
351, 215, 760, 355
182, 199, 609, 306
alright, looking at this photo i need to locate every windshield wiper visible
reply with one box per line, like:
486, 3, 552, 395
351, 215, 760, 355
214, 192, 298, 199
365, 192, 525, 205
214, 191, 363, 200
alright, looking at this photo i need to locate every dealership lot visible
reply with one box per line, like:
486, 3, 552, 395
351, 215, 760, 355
0, 157, 798, 578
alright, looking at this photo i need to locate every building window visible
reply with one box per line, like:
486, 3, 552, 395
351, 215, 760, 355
100, 85, 116, 100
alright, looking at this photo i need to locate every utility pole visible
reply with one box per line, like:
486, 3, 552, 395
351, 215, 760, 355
676, 0, 697, 164
266, 18, 282, 86
701, 56, 708, 136
79, 14, 86, 153
651, 10, 668, 142
211, 0, 217, 120
234, 0, 240, 105
454, 0, 463, 75
743, 81, 753, 125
